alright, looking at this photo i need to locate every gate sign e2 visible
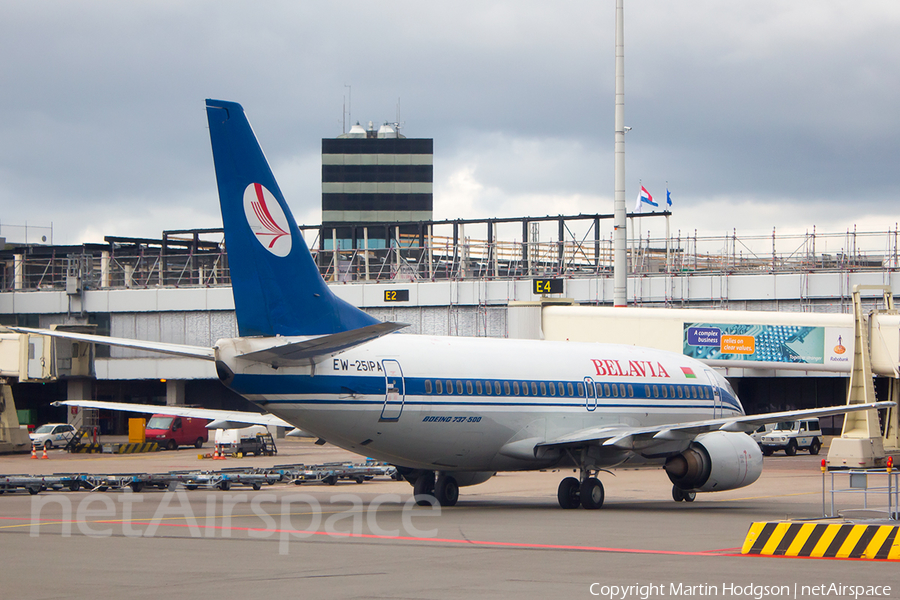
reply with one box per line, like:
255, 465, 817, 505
384, 289, 410, 302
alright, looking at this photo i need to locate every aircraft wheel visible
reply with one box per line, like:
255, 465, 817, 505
580, 477, 604, 509
557, 477, 581, 509
413, 472, 436, 506
673, 486, 685, 502
785, 440, 797, 456
809, 439, 821, 455
435, 475, 459, 507
683, 491, 696, 502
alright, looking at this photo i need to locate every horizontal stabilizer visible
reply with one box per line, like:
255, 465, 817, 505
8, 326, 216, 361
237, 321, 407, 367
53, 400, 311, 437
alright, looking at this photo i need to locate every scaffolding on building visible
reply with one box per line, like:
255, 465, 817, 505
2, 215, 898, 295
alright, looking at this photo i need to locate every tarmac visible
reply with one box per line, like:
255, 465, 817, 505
0, 439, 897, 599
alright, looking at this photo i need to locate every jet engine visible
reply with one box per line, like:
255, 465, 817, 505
664, 431, 763, 492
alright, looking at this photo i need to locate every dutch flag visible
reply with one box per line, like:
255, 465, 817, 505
634, 185, 657, 212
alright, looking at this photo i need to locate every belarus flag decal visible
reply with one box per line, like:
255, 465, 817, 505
680, 367, 697, 379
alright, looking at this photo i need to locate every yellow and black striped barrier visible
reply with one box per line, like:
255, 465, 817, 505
116, 442, 159, 454
73, 443, 103, 453
742, 521, 900, 560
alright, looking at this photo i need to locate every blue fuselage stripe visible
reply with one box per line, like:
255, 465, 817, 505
230, 373, 743, 413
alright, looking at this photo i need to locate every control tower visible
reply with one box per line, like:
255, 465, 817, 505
321, 121, 433, 253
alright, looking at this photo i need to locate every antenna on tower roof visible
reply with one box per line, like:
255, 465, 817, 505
343, 84, 352, 134
393, 97, 405, 134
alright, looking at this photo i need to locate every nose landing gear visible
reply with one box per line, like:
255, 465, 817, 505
672, 486, 696, 502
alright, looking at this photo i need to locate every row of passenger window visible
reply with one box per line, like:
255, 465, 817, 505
424, 379, 584, 397
640, 384, 712, 400
423, 379, 713, 401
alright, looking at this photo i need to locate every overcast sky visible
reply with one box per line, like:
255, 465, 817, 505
1, 1, 898, 247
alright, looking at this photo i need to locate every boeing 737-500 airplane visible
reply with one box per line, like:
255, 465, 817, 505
12, 100, 892, 510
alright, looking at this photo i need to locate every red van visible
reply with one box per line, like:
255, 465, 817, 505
145, 414, 209, 450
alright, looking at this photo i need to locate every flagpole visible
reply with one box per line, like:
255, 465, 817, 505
665, 184, 671, 274
666, 213, 671, 274
632, 180, 640, 276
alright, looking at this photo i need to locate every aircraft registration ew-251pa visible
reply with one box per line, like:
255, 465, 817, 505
11, 100, 893, 510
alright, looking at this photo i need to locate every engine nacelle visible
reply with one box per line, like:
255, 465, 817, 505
664, 431, 763, 493
449, 471, 494, 487
398, 468, 493, 488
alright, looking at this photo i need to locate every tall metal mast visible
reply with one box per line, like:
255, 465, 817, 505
613, 0, 627, 307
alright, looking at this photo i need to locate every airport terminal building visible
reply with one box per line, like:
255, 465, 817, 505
2, 220, 899, 434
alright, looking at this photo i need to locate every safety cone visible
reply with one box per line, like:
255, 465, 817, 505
41, 446, 49, 459
31, 446, 38, 459
213, 444, 226, 460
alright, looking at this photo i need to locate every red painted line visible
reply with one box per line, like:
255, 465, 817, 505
12, 516, 897, 561
115, 520, 721, 556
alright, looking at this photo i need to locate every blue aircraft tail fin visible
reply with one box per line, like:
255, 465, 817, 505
205, 99, 379, 337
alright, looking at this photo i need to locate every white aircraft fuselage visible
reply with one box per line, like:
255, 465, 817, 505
216, 334, 741, 473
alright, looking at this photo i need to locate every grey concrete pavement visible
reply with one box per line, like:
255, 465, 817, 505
0, 442, 896, 599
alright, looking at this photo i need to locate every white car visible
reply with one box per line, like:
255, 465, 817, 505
760, 419, 823, 456
29, 423, 76, 450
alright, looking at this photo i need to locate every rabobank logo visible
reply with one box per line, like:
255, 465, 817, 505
834, 334, 846, 355
243, 183, 292, 257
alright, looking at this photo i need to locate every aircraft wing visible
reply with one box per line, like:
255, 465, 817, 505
537, 401, 895, 452
7, 326, 216, 361
53, 399, 310, 436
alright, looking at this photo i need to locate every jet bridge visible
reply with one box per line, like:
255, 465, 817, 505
0, 332, 50, 452
826, 286, 900, 468
535, 286, 900, 467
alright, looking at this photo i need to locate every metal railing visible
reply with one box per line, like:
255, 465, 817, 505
825, 468, 899, 520
2, 219, 898, 293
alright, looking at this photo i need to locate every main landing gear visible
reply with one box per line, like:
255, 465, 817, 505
413, 472, 459, 507
557, 472, 605, 509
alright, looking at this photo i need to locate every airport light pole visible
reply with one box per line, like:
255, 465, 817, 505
613, 0, 627, 307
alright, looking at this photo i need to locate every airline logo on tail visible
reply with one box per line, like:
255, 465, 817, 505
243, 182, 292, 257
